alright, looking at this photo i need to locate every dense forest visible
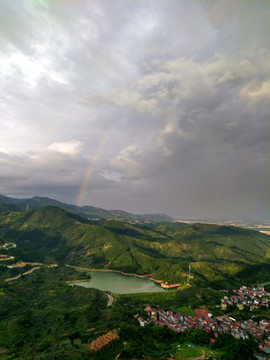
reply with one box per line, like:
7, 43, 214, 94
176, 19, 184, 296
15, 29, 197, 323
0, 205, 270, 287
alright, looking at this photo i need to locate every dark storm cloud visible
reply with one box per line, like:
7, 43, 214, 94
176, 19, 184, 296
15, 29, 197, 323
0, 0, 269, 219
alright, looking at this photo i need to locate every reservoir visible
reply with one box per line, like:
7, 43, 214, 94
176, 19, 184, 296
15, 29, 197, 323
71, 271, 165, 294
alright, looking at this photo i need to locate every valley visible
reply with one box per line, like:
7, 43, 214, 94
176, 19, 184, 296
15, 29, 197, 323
1, 204, 270, 359
1, 205, 270, 288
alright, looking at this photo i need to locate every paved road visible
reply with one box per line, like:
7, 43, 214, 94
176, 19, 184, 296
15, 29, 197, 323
106, 293, 114, 306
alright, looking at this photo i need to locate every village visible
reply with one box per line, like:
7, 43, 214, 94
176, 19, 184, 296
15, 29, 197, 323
138, 286, 270, 356
221, 285, 269, 311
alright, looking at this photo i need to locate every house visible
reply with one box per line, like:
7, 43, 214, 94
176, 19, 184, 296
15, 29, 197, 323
237, 303, 244, 310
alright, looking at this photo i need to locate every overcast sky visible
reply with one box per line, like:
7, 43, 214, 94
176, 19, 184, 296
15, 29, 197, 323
0, 0, 269, 219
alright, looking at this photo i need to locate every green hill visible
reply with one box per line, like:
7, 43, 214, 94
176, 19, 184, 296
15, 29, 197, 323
0, 206, 270, 287
0, 266, 108, 359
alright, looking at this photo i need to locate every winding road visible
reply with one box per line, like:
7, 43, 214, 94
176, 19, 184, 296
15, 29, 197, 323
106, 292, 114, 306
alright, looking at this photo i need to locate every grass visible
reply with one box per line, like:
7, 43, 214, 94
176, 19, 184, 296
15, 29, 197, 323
265, 249, 270, 258
172, 344, 221, 359
171, 305, 194, 317
173, 344, 203, 359
118, 290, 178, 304
204, 348, 221, 358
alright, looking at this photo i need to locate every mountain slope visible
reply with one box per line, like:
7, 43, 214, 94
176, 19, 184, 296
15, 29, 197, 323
0, 194, 174, 222
0, 206, 270, 288
0, 194, 25, 204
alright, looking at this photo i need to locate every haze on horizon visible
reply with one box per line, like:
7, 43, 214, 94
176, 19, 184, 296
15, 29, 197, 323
0, 0, 269, 220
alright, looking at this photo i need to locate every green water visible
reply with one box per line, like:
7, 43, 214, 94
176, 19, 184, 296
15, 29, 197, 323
72, 271, 165, 294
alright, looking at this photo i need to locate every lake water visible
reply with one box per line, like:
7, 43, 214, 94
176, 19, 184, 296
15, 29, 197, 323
72, 271, 165, 294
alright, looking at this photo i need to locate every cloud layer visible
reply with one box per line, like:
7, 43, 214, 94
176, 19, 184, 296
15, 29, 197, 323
0, 0, 269, 219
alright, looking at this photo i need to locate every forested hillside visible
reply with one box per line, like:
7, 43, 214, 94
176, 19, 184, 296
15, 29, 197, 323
0, 206, 270, 287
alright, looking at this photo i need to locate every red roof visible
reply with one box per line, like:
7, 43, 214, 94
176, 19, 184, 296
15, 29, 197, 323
194, 309, 209, 318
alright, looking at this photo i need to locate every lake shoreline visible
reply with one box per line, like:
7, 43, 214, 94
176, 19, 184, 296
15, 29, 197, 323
65, 264, 180, 289
66, 279, 91, 283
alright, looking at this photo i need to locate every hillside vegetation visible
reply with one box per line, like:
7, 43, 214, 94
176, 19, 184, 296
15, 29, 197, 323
0, 206, 270, 287
0, 266, 109, 359
0, 266, 257, 359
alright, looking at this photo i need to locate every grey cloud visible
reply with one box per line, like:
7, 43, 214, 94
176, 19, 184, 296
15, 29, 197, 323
202, 0, 270, 53
0, 0, 269, 219
0, 149, 119, 204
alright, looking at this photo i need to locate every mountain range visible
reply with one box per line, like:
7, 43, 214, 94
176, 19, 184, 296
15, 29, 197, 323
0, 194, 174, 222
0, 203, 270, 288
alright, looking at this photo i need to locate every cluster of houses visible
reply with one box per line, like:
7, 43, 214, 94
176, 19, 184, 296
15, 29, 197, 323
221, 286, 269, 311
138, 305, 270, 354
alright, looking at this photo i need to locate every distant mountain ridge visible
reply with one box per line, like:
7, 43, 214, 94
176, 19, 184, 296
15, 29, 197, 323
0, 194, 174, 222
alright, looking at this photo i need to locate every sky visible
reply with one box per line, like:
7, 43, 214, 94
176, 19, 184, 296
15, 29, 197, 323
0, 0, 269, 220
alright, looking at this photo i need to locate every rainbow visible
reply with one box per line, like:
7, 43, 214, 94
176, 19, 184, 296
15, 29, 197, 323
76, 129, 111, 207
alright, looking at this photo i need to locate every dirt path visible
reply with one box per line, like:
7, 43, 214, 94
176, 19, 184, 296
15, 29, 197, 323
0, 256, 14, 261
5, 274, 22, 282
4, 263, 58, 281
